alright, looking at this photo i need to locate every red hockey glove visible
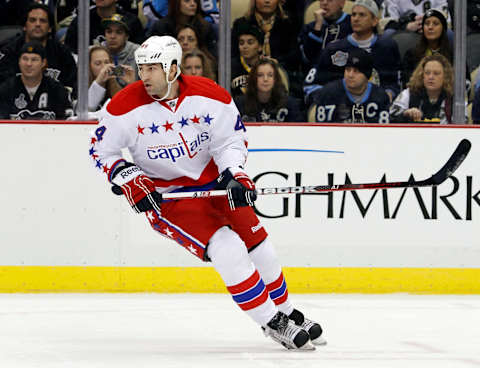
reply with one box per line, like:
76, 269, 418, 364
110, 161, 162, 213
216, 168, 257, 210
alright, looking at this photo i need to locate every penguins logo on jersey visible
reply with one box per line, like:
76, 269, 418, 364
331, 51, 348, 67
14, 94, 27, 109
11, 109, 56, 120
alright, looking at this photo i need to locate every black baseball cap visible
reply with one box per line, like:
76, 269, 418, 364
19, 41, 46, 59
101, 13, 130, 33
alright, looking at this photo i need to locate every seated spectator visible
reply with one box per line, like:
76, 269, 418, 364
402, 9, 466, 87
467, 1, 480, 34
234, 57, 305, 122
177, 24, 199, 54
143, 0, 169, 33
0, 42, 73, 120
65, 0, 145, 53
0, 3, 77, 96
101, 14, 140, 79
381, 0, 451, 38
310, 48, 390, 123
175, 23, 216, 74
231, 0, 302, 97
304, 0, 401, 106
390, 54, 459, 124
88, 45, 135, 112
298, 0, 353, 71
143, 0, 219, 35
231, 23, 264, 98
181, 48, 216, 81
149, 0, 217, 58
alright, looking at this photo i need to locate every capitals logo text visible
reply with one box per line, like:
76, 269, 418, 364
147, 132, 209, 162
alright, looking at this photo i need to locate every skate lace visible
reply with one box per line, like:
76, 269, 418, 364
301, 318, 316, 331
266, 318, 302, 347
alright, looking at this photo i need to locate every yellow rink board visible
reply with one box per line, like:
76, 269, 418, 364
1, 267, 479, 293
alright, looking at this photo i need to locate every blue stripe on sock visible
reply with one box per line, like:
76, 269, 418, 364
269, 280, 287, 300
232, 279, 266, 304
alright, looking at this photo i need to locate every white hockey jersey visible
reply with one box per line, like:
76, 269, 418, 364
89, 75, 248, 193
382, 0, 450, 22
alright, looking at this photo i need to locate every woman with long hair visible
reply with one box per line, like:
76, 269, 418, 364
181, 48, 216, 81
149, 0, 217, 57
88, 45, 135, 112
176, 23, 217, 75
390, 53, 458, 124
234, 57, 304, 122
231, 0, 301, 97
402, 9, 460, 86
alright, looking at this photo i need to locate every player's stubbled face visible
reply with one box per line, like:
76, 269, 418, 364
138, 63, 168, 97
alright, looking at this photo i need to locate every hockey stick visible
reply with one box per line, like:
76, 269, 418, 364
112, 139, 471, 200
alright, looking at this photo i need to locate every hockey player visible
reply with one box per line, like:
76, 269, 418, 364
0, 41, 73, 120
89, 35, 325, 350
310, 48, 390, 124
304, 0, 401, 106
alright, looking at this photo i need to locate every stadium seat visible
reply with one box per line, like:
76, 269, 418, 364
277, 64, 290, 93
304, 1, 320, 24
307, 104, 317, 122
0, 25, 22, 45
467, 33, 480, 71
469, 66, 480, 102
344, 0, 354, 14
231, 0, 250, 26
391, 31, 422, 61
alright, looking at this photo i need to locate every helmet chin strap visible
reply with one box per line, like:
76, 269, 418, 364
151, 65, 181, 101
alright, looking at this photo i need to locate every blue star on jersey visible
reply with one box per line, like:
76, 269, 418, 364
178, 116, 189, 127
150, 123, 160, 133
136, 115, 215, 136
204, 114, 214, 124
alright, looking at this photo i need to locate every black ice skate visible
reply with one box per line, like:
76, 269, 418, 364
263, 311, 315, 350
289, 309, 327, 346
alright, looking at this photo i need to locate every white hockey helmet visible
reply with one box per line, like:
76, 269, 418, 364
135, 36, 182, 100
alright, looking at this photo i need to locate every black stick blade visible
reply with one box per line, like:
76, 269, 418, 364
429, 138, 471, 185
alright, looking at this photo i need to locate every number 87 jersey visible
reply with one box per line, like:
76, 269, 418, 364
310, 79, 391, 124
89, 75, 249, 192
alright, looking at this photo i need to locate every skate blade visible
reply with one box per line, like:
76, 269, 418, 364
283, 339, 316, 351
311, 336, 327, 346
299, 340, 316, 350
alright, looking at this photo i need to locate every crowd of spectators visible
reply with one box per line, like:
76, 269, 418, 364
0, 0, 479, 123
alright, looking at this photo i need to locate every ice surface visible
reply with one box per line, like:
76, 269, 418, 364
0, 293, 479, 368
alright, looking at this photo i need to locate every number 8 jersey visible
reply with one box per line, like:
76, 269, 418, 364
310, 79, 391, 124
